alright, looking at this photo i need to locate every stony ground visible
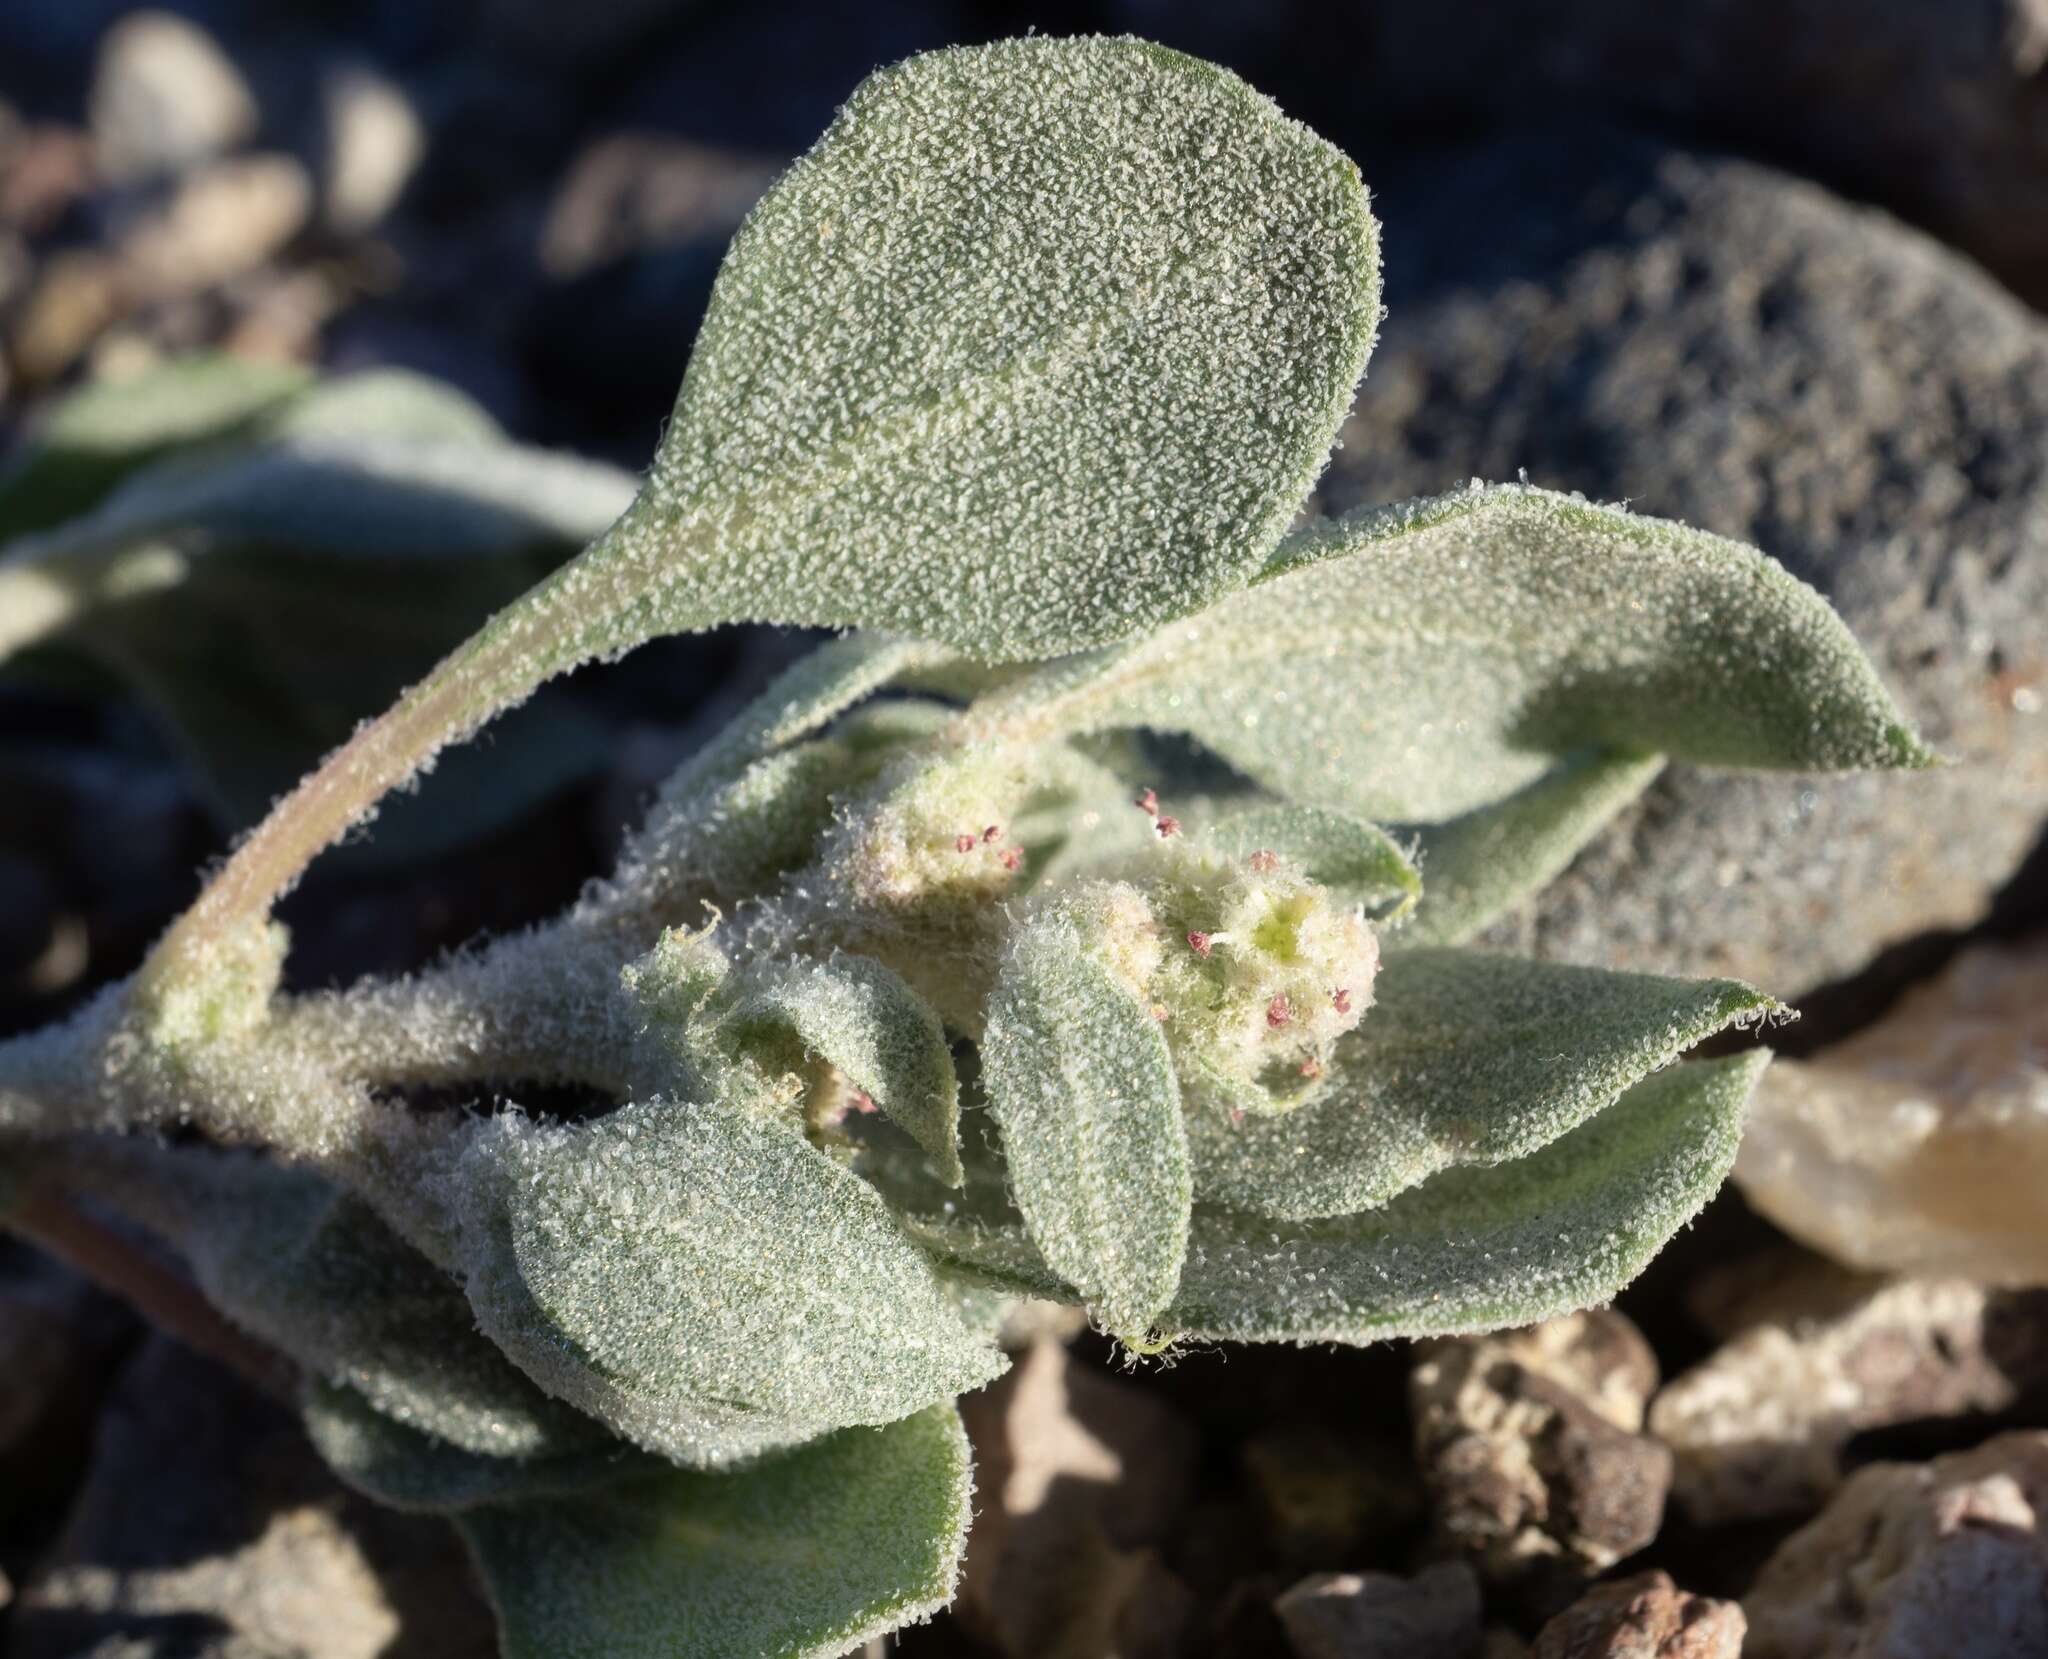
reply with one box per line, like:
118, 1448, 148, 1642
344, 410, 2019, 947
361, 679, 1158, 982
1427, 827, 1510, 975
2, 2, 2045, 1655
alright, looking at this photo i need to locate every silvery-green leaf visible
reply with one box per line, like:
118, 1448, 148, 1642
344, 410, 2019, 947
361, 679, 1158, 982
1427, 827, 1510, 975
459, 1404, 973, 1659
304, 1379, 653, 1514
0, 354, 311, 538
570, 36, 1378, 662
265, 368, 504, 447
454, 1096, 1005, 1468
979, 483, 1932, 817
744, 954, 963, 1185
1205, 801, 1420, 916
66, 1139, 608, 1458
2, 431, 637, 850
1168, 1052, 1766, 1343
1189, 947, 1770, 1219
982, 910, 1189, 1340
1395, 750, 1666, 946
11, 437, 633, 566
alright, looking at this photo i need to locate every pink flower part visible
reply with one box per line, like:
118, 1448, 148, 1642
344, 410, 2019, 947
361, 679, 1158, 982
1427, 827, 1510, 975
1247, 849, 1279, 873
1266, 994, 1292, 1028
1135, 788, 1160, 817
1333, 988, 1353, 1015
982, 824, 1002, 843
1186, 930, 1214, 958
1155, 815, 1181, 838
954, 833, 977, 854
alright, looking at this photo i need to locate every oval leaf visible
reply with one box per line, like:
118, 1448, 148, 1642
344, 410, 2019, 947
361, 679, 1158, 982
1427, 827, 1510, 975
1205, 801, 1420, 916
454, 1097, 1004, 1468
746, 954, 964, 1186
67, 1140, 608, 1458
304, 1378, 652, 1515
458, 1404, 973, 1659
1168, 1052, 1766, 1343
1188, 947, 1772, 1219
981, 910, 1190, 1340
983, 482, 1932, 816
590, 36, 1379, 660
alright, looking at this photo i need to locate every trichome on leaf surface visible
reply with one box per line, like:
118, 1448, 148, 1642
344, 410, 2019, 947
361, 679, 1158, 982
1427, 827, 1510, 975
0, 35, 1931, 1659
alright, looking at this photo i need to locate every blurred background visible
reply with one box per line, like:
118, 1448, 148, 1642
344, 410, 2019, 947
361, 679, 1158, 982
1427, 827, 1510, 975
0, 4, 2044, 1656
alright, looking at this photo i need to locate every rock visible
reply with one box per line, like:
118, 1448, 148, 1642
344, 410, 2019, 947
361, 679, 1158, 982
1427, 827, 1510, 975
7, 248, 123, 385
319, 64, 424, 236
0, 119, 94, 234
538, 134, 777, 280
1532, 1570, 1745, 1658
956, 1335, 1199, 1658
1411, 1312, 1672, 1596
1274, 1561, 1483, 1659
121, 153, 311, 299
1743, 1431, 2048, 1659
8, 1335, 497, 1659
88, 10, 257, 183
1241, 1423, 1426, 1570
1328, 131, 2048, 998
1653, 1253, 2048, 1522
1735, 937, 2048, 1284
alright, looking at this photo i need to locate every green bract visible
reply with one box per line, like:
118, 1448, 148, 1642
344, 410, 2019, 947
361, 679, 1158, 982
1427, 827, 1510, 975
0, 35, 1930, 1659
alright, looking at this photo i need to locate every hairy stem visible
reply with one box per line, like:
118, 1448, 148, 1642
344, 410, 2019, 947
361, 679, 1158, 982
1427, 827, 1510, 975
6, 1185, 298, 1399
137, 509, 708, 993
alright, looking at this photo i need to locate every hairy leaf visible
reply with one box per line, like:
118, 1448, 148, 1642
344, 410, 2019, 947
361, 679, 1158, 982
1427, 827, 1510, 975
0, 354, 310, 538
746, 954, 963, 1185
978, 483, 1932, 816
70, 1141, 609, 1457
576, 36, 1378, 660
982, 910, 1189, 1339
460, 1405, 973, 1659
1188, 947, 1770, 1218
304, 1379, 652, 1514
1204, 801, 1420, 916
1169, 1052, 1766, 1343
1395, 750, 1666, 946
2, 423, 636, 848
454, 1097, 1005, 1468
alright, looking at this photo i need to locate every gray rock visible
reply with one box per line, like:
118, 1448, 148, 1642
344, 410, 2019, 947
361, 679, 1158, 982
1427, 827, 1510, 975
1411, 1312, 1672, 1595
1330, 130, 2048, 997
88, 11, 256, 183
1275, 1562, 1483, 1659
1743, 1430, 2048, 1658
318, 65, 423, 236
1532, 1570, 1744, 1659
8, 1335, 497, 1659
1652, 1253, 2048, 1523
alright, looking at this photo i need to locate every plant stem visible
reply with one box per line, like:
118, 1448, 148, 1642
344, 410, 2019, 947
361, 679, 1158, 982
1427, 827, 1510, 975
6, 1186, 298, 1400
138, 512, 667, 995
